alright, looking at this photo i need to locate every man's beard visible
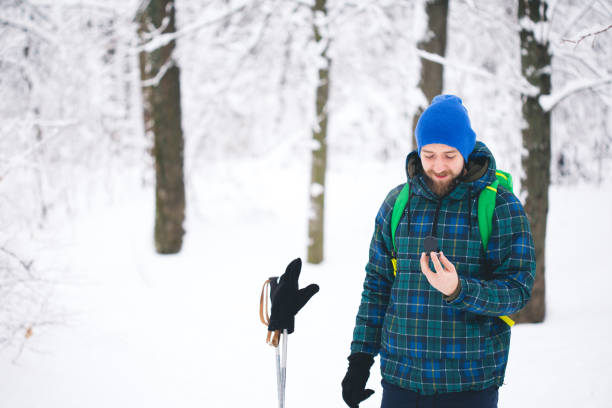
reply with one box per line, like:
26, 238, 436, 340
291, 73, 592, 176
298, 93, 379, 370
424, 172, 461, 197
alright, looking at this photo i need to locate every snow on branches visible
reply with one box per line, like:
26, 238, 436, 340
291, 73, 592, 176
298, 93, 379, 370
562, 23, 612, 47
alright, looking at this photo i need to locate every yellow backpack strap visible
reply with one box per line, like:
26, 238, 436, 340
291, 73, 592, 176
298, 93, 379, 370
391, 258, 398, 276
499, 315, 516, 327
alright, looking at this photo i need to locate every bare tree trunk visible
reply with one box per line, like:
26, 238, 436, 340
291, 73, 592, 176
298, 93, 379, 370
307, 0, 330, 264
138, 0, 186, 254
411, 0, 448, 150
513, 0, 551, 323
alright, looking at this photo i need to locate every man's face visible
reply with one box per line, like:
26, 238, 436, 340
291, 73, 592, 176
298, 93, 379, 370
420, 143, 465, 197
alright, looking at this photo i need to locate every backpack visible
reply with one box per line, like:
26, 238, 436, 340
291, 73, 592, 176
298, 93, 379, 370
389, 169, 515, 327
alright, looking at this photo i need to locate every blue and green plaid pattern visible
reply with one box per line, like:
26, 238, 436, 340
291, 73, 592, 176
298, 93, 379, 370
350, 142, 535, 395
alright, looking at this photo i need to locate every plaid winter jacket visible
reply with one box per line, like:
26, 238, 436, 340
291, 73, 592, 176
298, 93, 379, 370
350, 142, 536, 395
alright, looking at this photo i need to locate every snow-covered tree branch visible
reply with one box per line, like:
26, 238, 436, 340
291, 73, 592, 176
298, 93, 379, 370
540, 75, 612, 111
562, 23, 612, 46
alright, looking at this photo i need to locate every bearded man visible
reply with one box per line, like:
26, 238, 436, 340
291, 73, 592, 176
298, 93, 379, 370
341, 95, 536, 408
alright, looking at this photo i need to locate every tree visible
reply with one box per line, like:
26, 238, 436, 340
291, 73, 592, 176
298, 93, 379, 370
513, 0, 552, 323
137, 0, 186, 254
546, 2, 612, 185
0, 0, 138, 356
412, 0, 449, 150
307, 0, 331, 264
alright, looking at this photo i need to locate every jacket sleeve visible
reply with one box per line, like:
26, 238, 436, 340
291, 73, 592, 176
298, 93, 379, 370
350, 187, 400, 355
446, 189, 536, 316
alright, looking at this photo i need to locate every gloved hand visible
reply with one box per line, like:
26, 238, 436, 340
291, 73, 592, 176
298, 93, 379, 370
268, 258, 319, 334
341, 353, 375, 408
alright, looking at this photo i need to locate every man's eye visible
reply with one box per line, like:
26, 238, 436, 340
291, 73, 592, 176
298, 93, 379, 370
446, 155, 456, 159
424, 155, 434, 159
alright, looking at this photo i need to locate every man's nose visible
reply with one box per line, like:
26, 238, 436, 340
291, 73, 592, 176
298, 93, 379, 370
432, 159, 446, 173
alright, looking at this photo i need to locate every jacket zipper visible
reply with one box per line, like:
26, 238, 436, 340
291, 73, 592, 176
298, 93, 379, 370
431, 198, 442, 238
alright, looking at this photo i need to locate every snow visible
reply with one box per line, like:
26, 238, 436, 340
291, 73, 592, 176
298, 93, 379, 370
539, 76, 612, 112
519, 16, 550, 45
414, 49, 538, 96
310, 182, 324, 197
1, 158, 611, 407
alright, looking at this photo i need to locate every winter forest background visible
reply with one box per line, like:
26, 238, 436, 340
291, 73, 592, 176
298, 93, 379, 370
1, 0, 611, 407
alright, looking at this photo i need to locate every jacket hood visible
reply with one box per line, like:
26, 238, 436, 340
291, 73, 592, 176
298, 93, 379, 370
405, 141, 498, 201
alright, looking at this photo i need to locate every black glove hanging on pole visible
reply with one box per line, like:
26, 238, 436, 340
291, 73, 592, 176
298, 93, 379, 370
258, 258, 319, 408
268, 258, 319, 335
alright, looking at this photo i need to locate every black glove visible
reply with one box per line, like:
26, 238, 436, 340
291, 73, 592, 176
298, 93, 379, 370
268, 258, 319, 334
342, 353, 375, 408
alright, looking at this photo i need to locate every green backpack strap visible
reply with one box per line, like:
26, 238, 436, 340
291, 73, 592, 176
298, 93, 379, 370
390, 183, 410, 276
391, 184, 411, 253
477, 179, 499, 251
478, 170, 514, 250
494, 169, 513, 192
478, 170, 515, 327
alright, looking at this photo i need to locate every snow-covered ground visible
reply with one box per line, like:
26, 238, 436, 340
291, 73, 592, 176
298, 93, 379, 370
1, 158, 611, 407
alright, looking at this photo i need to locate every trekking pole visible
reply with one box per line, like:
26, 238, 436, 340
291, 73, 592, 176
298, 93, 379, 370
260, 278, 285, 407
280, 329, 288, 408
259, 258, 319, 408
275, 344, 282, 408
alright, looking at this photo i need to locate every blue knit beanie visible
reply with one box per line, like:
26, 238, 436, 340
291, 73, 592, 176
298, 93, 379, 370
415, 95, 476, 162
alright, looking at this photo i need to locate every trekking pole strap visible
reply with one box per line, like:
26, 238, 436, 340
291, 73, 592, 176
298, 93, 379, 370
259, 279, 271, 326
259, 279, 281, 347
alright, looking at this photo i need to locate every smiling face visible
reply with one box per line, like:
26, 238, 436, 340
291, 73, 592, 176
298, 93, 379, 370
420, 143, 465, 197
